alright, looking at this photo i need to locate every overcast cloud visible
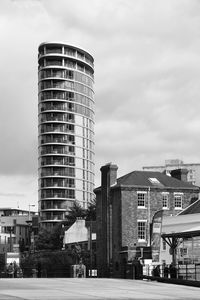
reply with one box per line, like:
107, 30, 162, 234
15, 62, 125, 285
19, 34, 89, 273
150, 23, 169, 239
0, 0, 200, 209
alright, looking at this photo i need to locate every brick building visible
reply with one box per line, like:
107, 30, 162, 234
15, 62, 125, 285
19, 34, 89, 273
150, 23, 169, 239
94, 163, 199, 278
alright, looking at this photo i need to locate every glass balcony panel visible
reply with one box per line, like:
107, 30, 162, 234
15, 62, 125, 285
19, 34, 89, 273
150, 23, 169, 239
46, 60, 62, 66
41, 135, 75, 144
46, 47, 62, 54
77, 51, 84, 60
41, 178, 75, 188
40, 214, 64, 221
41, 189, 75, 199
41, 167, 75, 177
40, 113, 75, 123
64, 48, 75, 56
40, 145, 75, 155
64, 59, 76, 68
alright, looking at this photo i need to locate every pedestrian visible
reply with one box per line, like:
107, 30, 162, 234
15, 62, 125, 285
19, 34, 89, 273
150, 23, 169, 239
37, 262, 41, 278
169, 263, 177, 279
163, 263, 169, 278
154, 265, 160, 277
16, 267, 23, 278
13, 261, 18, 278
7, 263, 14, 278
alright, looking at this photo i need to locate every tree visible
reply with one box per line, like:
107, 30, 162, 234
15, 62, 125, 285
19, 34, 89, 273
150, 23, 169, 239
35, 225, 63, 251
63, 201, 87, 226
86, 198, 96, 221
35, 200, 96, 251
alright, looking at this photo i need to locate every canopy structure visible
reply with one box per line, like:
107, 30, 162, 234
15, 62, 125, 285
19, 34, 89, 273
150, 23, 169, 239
161, 214, 200, 264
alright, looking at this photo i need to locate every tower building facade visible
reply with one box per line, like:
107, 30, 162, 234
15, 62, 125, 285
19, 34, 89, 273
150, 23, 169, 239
38, 42, 95, 229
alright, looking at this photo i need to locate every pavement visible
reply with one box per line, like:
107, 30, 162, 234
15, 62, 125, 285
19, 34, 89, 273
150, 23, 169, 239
0, 278, 199, 300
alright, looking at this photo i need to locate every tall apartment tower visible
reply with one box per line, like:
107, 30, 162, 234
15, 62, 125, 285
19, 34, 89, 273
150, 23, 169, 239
38, 42, 95, 229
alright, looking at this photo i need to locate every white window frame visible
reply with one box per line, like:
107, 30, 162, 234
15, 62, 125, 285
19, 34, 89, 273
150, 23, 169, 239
174, 193, 183, 210
137, 191, 147, 208
137, 220, 147, 241
162, 192, 169, 209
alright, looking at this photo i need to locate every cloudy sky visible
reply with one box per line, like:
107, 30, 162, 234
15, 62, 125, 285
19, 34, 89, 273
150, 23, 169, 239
1, 0, 200, 210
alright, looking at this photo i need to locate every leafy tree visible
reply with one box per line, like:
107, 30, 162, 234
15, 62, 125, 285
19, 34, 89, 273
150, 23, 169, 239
86, 198, 96, 221
35, 200, 96, 251
35, 226, 63, 251
64, 201, 87, 226
35, 228, 54, 250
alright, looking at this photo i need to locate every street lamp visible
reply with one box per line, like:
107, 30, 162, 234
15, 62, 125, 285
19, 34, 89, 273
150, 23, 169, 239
28, 204, 36, 220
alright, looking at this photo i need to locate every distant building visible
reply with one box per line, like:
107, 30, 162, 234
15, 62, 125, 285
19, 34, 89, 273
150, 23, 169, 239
0, 208, 35, 218
38, 42, 95, 229
94, 163, 199, 278
63, 218, 96, 249
0, 208, 36, 254
63, 218, 96, 273
143, 159, 200, 186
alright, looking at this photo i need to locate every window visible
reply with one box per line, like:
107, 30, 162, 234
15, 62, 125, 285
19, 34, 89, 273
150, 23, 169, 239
137, 221, 146, 240
179, 248, 188, 257
148, 177, 160, 184
162, 193, 168, 209
174, 193, 183, 209
137, 192, 146, 207
162, 240, 166, 251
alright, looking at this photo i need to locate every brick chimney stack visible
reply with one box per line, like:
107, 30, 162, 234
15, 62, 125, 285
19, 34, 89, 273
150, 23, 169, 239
170, 168, 188, 182
97, 163, 118, 277
100, 163, 118, 189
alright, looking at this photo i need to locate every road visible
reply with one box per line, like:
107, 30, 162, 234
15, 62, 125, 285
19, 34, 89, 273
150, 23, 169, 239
0, 278, 199, 299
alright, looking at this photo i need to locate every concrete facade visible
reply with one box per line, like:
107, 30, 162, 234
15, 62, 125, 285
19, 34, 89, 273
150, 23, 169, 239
143, 159, 200, 186
95, 163, 199, 278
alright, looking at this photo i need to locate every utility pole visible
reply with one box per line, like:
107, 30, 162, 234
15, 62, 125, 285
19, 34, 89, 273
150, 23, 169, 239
9, 227, 13, 252
89, 219, 92, 277
147, 187, 151, 246
28, 204, 35, 221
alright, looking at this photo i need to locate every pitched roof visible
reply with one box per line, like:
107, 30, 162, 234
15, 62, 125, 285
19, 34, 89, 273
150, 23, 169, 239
116, 171, 199, 189
178, 199, 200, 215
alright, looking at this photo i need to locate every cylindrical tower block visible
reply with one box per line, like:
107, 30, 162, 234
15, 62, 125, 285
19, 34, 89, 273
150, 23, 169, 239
38, 42, 95, 229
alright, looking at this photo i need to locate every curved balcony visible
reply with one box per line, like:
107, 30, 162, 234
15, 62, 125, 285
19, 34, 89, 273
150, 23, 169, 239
40, 147, 75, 156
40, 103, 71, 112
41, 194, 74, 200
40, 114, 75, 123
41, 168, 75, 178
40, 124, 74, 134
40, 215, 64, 222
40, 136, 75, 145
41, 177, 75, 188
41, 157, 75, 167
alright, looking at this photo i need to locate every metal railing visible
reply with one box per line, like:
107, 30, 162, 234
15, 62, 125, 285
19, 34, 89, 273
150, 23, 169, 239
143, 263, 200, 281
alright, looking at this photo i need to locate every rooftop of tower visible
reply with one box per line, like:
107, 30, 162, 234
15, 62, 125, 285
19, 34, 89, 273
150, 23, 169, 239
38, 41, 94, 63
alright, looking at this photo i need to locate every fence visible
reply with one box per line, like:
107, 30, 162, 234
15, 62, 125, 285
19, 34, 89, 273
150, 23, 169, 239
143, 263, 200, 281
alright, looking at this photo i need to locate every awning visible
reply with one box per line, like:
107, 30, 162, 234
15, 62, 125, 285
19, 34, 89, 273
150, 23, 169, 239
162, 229, 200, 239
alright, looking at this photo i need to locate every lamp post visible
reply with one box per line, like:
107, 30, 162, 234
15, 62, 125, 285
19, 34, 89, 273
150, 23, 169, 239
28, 204, 35, 220
28, 204, 35, 253
9, 227, 14, 252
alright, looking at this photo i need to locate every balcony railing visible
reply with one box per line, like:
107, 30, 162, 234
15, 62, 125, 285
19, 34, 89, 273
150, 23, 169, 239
41, 171, 75, 177
41, 159, 75, 166
41, 138, 75, 145
41, 182, 75, 188
41, 116, 75, 123
46, 48, 62, 54
41, 127, 74, 134
41, 149, 75, 155
40, 215, 64, 221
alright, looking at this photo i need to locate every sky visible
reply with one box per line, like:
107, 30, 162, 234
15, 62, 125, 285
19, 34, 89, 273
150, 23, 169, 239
1, 0, 200, 210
